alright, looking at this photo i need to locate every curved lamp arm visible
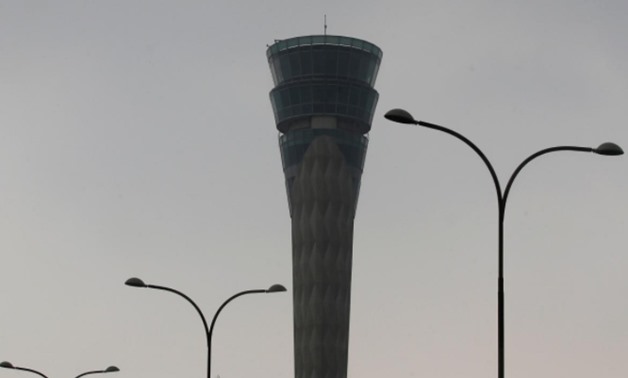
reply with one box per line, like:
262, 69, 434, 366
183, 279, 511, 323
208, 289, 265, 345
0, 362, 49, 378
503, 143, 623, 212
503, 146, 592, 213
416, 120, 505, 213
207, 285, 287, 378
75, 366, 120, 378
384, 109, 503, 215
125, 277, 210, 344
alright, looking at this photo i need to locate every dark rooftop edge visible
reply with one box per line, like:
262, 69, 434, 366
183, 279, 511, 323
267, 35, 383, 59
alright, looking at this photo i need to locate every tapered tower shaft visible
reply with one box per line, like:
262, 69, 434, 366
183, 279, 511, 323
267, 35, 382, 378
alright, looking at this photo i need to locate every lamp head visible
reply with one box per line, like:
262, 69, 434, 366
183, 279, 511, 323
266, 284, 287, 293
594, 142, 623, 156
125, 277, 147, 287
384, 108, 417, 124
0, 362, 15, 369
104, 367, 119, 373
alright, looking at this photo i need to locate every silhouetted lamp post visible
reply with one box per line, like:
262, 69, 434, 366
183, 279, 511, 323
384, 108, 623, 378
0, 362, 119, 378
125, 277, 286, 378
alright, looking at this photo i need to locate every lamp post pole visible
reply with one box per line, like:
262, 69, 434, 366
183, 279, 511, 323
125, 278, 286, 378
384, 108, 623, 378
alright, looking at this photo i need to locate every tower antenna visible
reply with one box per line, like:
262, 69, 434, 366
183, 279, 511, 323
324, 14, 327, 35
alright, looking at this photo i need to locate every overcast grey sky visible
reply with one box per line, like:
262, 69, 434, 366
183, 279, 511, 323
1, 1, 626, 378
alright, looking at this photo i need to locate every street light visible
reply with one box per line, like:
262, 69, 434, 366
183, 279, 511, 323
0, 362, 119, 378
125, 277, 286, 378
384, 108, 623, 378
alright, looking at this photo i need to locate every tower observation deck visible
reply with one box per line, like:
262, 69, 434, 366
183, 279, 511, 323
267, 35, 382, 378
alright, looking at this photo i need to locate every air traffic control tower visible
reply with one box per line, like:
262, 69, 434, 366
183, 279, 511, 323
267, 35, 382, 378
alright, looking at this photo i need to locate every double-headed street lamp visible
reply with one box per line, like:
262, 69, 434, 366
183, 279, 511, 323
384, 108, 623, 378
125, 277, 286, 378
0, 361, 119, 378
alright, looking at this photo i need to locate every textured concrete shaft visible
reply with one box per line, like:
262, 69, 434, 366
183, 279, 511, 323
289, 136, 356, 378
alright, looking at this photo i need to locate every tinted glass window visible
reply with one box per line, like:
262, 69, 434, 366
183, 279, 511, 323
323, 50, 337, 76
301, 86, 312, 102
300, 50, 312, 75
289, 53, 301, 77
337, 52, 349, 78
270, 81, 378, 132
280, 55, 291, 80
289, 87, 300, 104
312, 49, 324, 75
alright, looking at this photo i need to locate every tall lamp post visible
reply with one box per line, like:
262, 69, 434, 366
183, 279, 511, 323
0, 361, 119, 378
125, 277, 286, 378
384, 108, 623, 378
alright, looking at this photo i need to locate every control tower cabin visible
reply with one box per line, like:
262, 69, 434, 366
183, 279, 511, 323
267, 35, 382, 378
